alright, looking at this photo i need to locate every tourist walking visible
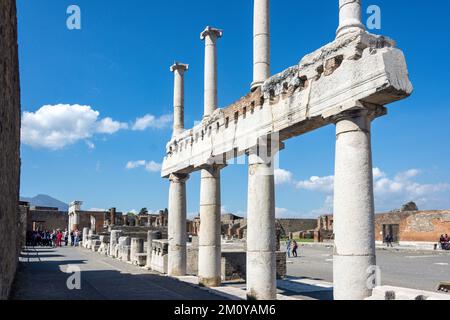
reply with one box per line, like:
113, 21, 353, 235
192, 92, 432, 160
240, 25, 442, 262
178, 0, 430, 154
56, 231, 63, 247
64, 230, 68, 246
385, 234, 394, 248
292, 240, 298, 258
286, 239, 291, 258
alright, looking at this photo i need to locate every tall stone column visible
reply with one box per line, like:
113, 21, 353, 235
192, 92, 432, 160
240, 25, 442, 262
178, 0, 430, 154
333, 108, 376, 300
197, 26, 223, 288
168, 173, 189, 276
198, 166, 222, 287
336, 0, 365, 38
251, 0, 270, 90
246, 150, 276, 300
170, 62, 189, 137
200, 26, 223, 117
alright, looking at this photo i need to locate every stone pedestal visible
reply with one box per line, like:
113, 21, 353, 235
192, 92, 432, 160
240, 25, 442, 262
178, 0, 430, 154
333, 109, 376, 300
131, 238, 144, 265
82, 228, 89, 248
146, 231, 160, 269
168, 173, 189, 276
198, 166, 222, 287
246, 152, 276, 300
109, 230, 122, 257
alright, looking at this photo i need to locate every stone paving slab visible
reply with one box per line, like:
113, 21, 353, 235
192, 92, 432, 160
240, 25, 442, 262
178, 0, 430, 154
175, 275, 332, 301
11, 247, 227, 300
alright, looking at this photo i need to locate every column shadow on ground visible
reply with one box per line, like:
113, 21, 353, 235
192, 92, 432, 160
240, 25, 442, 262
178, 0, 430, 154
11, 258, 227, 300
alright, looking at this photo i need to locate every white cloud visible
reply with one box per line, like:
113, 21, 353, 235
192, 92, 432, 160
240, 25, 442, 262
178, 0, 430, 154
126, 160, 146, 170
21, 104, 128, 150
132, 114, 172, 131
296, 175, 334, 193
96, 117, 128, 134
145, 161, 162, 173
126, 160, 162, 173
292, 167, 450, 212
21, 104, 172, 150
275, 169, 293, 185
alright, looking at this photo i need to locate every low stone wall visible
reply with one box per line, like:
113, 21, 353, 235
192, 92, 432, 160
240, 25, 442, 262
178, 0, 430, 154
186, 249, 287, 281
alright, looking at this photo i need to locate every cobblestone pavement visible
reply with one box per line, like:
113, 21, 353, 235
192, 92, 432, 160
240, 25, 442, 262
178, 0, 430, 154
11, 247, 226, 300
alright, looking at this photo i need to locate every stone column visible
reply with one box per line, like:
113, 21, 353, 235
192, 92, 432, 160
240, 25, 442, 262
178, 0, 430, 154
146, 231, 160, 269
197, 26, 223, 288
82, 227, 89, 248
246, 150, 276, 300
200, 26, 223, 117
251, 0, 270, 90
131, 238, 144, 264
198, 166, 222, 287
72, 212, 80, 231
170, 62, 189, 137
333, 109, 376, 300
110, 208, 116, 226
336, 0, 365, 38
109, 230, 122, 257
168, 173, 189, 276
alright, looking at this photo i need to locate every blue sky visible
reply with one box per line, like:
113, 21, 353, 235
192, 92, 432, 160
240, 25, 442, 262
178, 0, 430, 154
17, 0, 450, 218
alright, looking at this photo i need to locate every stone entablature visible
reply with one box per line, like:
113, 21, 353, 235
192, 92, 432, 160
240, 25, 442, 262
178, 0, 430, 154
162, 31, 412, 177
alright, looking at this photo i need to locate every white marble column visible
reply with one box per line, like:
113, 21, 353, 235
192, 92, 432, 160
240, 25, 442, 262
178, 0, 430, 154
333, 109, 376, 300
251, 0, 270, 90
198, 26, 223, 288
201, 26, 223, 117
198, 166, 222, 287
336, 0, 365, 38
246, 151, 276, 300
168, 173, 189, 276
170, 62, 189, 137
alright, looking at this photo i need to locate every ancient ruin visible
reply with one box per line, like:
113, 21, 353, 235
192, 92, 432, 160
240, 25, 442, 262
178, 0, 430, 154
0, 0, 22, 300
161, 0, 413, 300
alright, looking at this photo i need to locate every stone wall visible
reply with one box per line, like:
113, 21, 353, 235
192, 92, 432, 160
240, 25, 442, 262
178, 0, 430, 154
277, 219, 317, 236
375, 210, 450, 242
0, 0, 21, 300
29, 209, 68, 231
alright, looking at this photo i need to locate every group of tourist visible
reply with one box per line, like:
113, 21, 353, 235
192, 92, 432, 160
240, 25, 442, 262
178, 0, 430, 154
286, 239, 299, 258
439, 234, 449, 250
26, 229, 83, 247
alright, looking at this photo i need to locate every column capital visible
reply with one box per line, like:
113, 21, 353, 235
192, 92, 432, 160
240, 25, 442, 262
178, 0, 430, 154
200, 26, 223, 41
169, 173, 190, 183
332, 102, 387, 125
170, 62, 189, 73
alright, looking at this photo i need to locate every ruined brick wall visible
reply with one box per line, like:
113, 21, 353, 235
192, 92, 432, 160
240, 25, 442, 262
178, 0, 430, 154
277, 219, 317, 237
0, 0, 21, 300
375, 211, 450, 242
30, 210, 68, 232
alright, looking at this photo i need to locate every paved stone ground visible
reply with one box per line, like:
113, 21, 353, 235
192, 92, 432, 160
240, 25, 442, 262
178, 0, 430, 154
287, 245, 450, 292
11, 247, 226, 300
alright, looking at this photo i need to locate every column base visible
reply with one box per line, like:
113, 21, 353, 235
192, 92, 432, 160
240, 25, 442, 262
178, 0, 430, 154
333, 254, 376, 300
199, 276, 221, 288
246, 251, 276, 300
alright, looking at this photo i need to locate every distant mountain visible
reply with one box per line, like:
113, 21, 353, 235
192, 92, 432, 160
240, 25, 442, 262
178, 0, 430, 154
20, 194, 69, 211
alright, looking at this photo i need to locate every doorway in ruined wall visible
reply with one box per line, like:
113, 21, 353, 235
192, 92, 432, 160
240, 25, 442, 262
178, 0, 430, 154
382, 224, 400, 243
